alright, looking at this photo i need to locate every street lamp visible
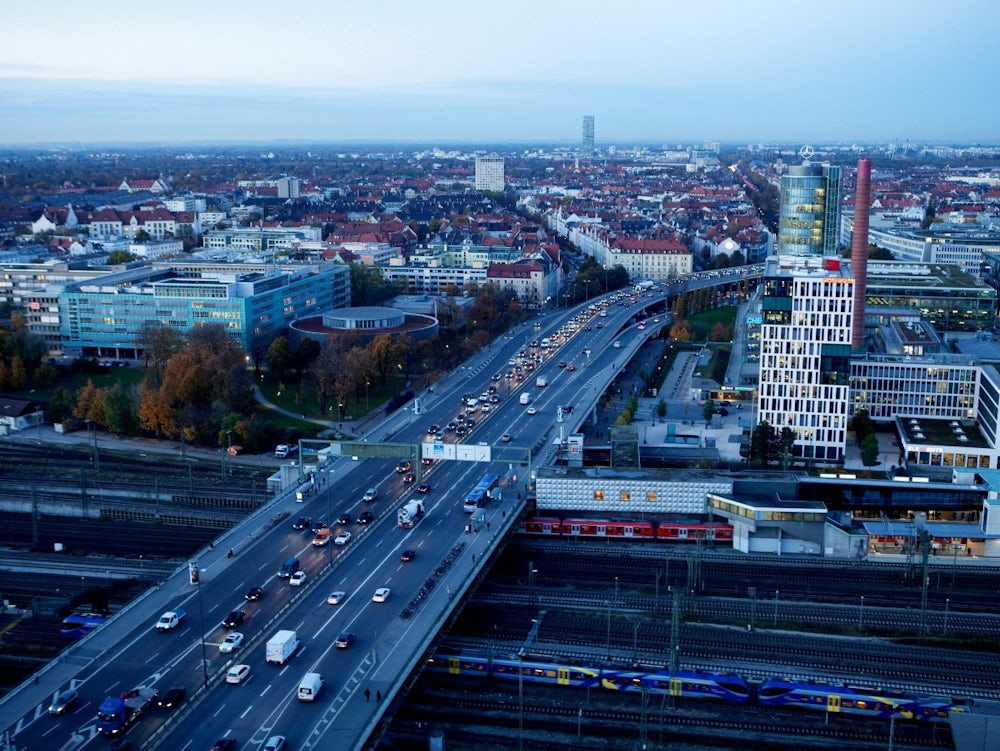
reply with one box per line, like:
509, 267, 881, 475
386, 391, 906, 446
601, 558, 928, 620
858, 595, 865, 633
943, 598, 950, 636
518, 649, 525, 751
773, 590, 779, 626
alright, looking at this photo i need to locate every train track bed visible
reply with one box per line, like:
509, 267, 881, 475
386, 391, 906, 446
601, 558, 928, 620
380, 681, 952, 750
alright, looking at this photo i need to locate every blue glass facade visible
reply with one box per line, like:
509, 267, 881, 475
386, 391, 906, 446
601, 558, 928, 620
778, 164, 842, 257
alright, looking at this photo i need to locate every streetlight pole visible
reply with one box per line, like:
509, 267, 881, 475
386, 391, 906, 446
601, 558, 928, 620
518, 650, 525, 751
943, 598, 950, 636
773, 590, 779, 626
194, 563, 209, 688
858, 595, 865, 633
605, 600, 612, 661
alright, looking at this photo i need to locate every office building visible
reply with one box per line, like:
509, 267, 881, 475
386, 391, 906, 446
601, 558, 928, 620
758, 255, 855, 463
582, 115, 595, 155
777, 164, 842, 257
474, 156, 505, 192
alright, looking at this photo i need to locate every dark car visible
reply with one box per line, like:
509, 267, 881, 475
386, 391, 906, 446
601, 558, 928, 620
337, 513, 352, 526
222, 609, 246, 629
212, 741, 237, 751
395, 460, 411, 473
291, 516, 312, 531
402, 472, 415, 484
400, 549, 415, 562
156, 687, 187, 709
357, 511, 374, 524
335, 632, 356, 649
244, 586, 264, 601
416, 483, 431, 494
48, 688, 80, 716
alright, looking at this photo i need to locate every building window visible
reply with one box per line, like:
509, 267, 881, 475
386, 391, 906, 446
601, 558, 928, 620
645, 491, 657, 502
594, 490, 604, 501
619, 491, 631, 502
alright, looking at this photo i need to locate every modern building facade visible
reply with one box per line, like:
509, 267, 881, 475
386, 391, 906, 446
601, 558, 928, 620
474, 156, 505, 192
758, 255, 855, 462
40, 261, 350, 357
777, 164, 842, 257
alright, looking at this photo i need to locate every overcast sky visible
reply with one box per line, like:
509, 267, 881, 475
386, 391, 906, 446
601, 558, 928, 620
1, 0, 998, 146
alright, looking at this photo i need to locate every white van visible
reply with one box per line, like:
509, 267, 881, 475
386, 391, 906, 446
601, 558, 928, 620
297, 672, 324, 702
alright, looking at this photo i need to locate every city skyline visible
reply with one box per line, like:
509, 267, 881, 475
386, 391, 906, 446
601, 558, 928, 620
1, 0, 999, 145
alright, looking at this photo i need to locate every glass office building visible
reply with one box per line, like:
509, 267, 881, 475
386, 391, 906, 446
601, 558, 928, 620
777, 164, 843, 257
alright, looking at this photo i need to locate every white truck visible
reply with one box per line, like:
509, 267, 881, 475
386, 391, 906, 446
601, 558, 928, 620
397, 499, 425, 528
155, 610, 186, 632
536, 376, 547, 388
266, 629, 300, 665
519, 392, 531, 405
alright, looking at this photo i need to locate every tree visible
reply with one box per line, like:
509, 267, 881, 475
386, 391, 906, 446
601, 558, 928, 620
702, 399, 717, 426
669, 319, 691, 341
709, 322, 731, 342
656, 399, 667, 419
106, 250, 136, 265
102, 381, 140, 435
860, 434, 881, 466
133, 229, 151, 242
137, 323, 183, 381
266, 337, 294, 381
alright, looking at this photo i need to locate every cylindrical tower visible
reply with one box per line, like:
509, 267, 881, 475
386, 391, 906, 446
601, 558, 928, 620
851, 158, 872, 351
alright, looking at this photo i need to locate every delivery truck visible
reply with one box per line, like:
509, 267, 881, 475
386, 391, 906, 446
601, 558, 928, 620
265, 629, 300, 665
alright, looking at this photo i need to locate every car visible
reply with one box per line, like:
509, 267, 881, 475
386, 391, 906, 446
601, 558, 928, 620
291, 516, 312, 531
312, 528, 331, 546
222, 609, 246, 628
362, 487, 378, 502
427, 424, 440, 434
489, 394, 500, 404
244, 586, 264, 601
156, 687, 186, 709
558, 361, 566, 368
289, 571, 307, 586
219, 632, 244, 654
491, 373, 502, 381
312, 519, 329, 532
416, 483, 431, 494
357, 511, 373, 524
421, 457, 434, 465
212, 740, 238, 751
526, 406, 537, 415
263, 737, 286, 751
372, 587, 390, 603
566, 364, 576, 372
225, 664, 251, 684
561, 404, 574, 414
400, 549, 415, 562
395, 460, 411, 474
48, 688, 80, 715
327, 591, 345, 605
500, 433, 512, 442
337, 512, 352, 525
334, 531, 352, 545
402, 472, 415, 484
335, 632, 356, 648
487, 385, 497, 394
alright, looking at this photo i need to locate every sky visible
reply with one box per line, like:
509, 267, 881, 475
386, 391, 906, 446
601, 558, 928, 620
1, 0, 998, 146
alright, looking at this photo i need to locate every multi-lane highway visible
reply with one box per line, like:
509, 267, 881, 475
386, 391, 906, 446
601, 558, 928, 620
5, 283, 688, 751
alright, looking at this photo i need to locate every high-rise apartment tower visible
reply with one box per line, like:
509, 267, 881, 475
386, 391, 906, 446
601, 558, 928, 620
474, 156, 505, 192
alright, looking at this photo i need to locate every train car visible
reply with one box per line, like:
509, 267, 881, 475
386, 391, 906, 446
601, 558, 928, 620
557, 519, 655, 539
598, 667, 751, 703
519, 517, 564, 535
656, 523, 734, 542
60, 612, 107, 639
911, 696, 974, 722
757, 677, 916, 719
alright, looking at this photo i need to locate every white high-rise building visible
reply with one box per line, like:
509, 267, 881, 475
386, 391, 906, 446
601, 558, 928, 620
757, 255, 855, 463
475, 156, 505, 192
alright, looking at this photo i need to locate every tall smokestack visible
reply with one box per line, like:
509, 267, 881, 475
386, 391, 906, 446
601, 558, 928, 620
851, 158, 872, 351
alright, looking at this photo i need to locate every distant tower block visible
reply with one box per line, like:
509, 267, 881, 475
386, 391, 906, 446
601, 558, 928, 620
474, 156, 504, 192
851, 158, 872, 351
582, 115, 595, 155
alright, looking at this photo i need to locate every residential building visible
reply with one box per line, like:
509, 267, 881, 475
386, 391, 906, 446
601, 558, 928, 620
475, 156, 504, 192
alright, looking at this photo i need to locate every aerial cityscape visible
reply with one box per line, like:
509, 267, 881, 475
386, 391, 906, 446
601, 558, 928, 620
2, 2, 1000, 751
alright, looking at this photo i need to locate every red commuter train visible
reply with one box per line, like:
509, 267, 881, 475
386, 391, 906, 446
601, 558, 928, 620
519, 517, 733, 542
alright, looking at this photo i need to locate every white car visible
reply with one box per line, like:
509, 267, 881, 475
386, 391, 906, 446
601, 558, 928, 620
362, 487, 378, 502
225, 664, 251, 684
219, 632, 244, 654
526, 406, 538, 415
334, 531, 351, 546
263, 736, 286, 751
289, 571, 307, 586
372, 587, 390, 603
327, 591, 345, 605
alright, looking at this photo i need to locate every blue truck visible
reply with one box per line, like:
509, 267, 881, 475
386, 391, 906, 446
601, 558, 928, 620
96, 686, 159, 735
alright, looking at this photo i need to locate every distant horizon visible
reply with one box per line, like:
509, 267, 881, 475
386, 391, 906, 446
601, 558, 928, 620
3, 0, 998, 145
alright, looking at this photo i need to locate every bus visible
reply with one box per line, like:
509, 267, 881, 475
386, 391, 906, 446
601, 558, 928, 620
463, 473, 499, 513
60, 612, 107, 639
